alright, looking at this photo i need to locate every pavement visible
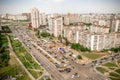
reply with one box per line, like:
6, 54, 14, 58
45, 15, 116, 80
9, 24, 111, 80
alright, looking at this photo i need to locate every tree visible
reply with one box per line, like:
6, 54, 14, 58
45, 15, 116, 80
77, 55, 82, 59
58, 35, 62, 43
71, 43, 90, 52
63, 37, 70, 46
41, 32, 50, 37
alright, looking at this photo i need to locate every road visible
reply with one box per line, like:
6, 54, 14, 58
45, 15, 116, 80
9, 25, 110, 80
10, 27, 65, 80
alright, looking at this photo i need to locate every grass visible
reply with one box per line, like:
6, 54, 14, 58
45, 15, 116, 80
109, 76, 120, 80
96, 59, 120, 80
115, 69, 120, 74
109, 72, 120, 78
9, 36, 43, 79
109, 67, 116, 70
96, 67, 106, 74
0, 55, 31, 80
81, 52, 104, 60
102, 62, 117, 68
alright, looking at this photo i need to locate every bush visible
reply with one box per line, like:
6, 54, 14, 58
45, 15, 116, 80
1, 26, 12, 33
110, 72, 120, 78
77, 55, 82, 59
41, 32, 50, 37
110, 47, 120, 53
0, 34, 10, 67
96, 67, 106, 74
71, 43, 90, 52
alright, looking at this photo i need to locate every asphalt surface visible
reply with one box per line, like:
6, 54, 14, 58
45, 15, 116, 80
9, 25, 114, 80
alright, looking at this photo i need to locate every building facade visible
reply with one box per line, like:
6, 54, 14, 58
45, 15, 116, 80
39, 13, 46, 25
53, 17, 63, 37
31, 8, 40, 28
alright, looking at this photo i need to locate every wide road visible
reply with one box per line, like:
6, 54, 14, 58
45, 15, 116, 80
10, 25, 109, 80
10, 27, 65, 80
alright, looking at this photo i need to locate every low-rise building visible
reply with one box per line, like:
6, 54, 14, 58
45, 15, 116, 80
7, 14, 27, 20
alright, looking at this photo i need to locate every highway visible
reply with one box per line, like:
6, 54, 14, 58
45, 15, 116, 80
10, 26, 65, 80
10, 25, 110, 80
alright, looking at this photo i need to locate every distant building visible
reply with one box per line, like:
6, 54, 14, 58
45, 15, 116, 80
6, 14, 27, 20
63, 16, 70, 25
31, 8, 40, 28
22, 13, 31, 20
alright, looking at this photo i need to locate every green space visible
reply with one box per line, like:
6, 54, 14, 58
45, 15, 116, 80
0, 55, 31, 80
102, 62, 117, 68
81, 52, 104, 60
77, 55, 82, 59
109, 72, 120, 78
96, 60, 120, 80
0, 33, 10, 67
57, 35, 70, 46
109, 76, 120, 80
71, 43, 90, 52
115, 69, 120, 74
0, 34, 30, 80
110, 47, 120, 53
40, 32, 50, 37
0, 26, 12, 33
9, 36, 43, 79
96, 67, 106, 74
101, 47, 120, 53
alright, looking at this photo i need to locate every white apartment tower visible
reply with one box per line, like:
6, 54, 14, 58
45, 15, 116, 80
31, 8, 40, 28
54, 17, 63, 37
39, 13, 46, 25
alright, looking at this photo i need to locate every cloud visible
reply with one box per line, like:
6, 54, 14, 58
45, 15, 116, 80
35, 0, 64, 2
52, 0, 64, 2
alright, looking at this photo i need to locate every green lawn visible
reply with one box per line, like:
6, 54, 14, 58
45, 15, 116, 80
109, 76, 120, 80
9, 36, 43, 79
0, 55, 31, 80
96, 67, 106, 74
115, 69, 120, 74
102, 62, 117, 68
81, 52, 104, 60
96, 60, 120, 80
109, 72, 120, 79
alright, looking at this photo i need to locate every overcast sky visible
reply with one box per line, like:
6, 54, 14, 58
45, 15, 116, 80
0, 0, 120, 14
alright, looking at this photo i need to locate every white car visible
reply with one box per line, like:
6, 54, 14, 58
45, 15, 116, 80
71, 75, 75, 78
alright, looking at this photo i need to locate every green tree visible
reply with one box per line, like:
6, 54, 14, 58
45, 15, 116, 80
41, 32, 50, 37
77, 55, 82, 59
58, 35, 62, 43
71, 43, 90, 52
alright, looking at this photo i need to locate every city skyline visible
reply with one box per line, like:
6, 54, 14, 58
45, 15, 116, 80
0, 0, 120, 14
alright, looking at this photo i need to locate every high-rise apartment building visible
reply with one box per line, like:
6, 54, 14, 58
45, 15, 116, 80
53, 17, 63, 37
39, 13, 46, 25
31, 8, 40, 28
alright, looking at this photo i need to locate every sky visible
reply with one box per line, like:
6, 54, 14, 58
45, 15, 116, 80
0, 0, 120, 14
